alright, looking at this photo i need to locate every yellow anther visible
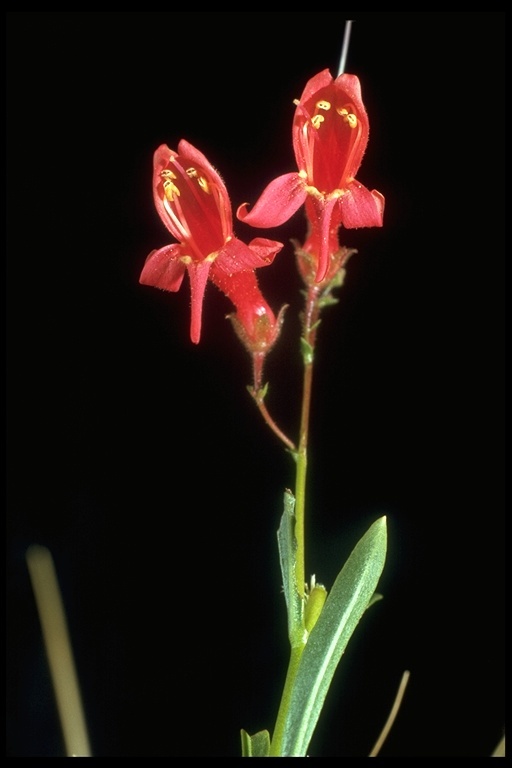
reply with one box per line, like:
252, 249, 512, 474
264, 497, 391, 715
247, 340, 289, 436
316, 100, 331, 111
336, 107, 357, 128
163, 179, 180, 202
160, 169, 177, 180
197, 176, 211, 194
186, 167, 198, 178
311, 114, 325, 129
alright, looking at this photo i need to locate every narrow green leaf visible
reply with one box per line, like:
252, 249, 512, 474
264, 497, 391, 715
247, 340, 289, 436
240, 728, 271, 757
317, 295, 339, 308
280, 516, 387, 756
277, 491, 303, 643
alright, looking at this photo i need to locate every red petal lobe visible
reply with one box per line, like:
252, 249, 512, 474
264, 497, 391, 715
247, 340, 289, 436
237, 173, 307, 228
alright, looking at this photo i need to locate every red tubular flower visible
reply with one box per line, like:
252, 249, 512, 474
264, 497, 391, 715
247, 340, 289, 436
140, 140, 283, 343
237, 69, 384, 282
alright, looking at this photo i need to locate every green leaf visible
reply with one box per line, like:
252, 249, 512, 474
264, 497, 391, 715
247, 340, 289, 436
279, 516, 387, 756
300, 337, 314, 365
317, 294, 339, 308
240, 728, 271, 757
277, 491, 303, 643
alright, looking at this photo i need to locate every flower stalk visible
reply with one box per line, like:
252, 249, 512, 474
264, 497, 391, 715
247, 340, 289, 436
268, 272, 343, 756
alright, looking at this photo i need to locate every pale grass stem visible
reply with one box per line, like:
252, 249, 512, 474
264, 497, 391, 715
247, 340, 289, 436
368, 669, 410, 757
26, 544, 92, 757
491, 734, 505, 757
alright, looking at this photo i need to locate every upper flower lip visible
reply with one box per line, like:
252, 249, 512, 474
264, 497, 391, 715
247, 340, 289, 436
152, 140, 232, 258
292, 70, 369, 191
236, 69, 384, 282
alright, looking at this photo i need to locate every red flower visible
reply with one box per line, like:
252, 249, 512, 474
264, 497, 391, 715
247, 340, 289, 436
237, 70, 384, 282
140, 140, 283, 343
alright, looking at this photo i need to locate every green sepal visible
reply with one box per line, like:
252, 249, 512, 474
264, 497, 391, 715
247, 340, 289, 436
278, 516, 387, 756
241, 728, 271, 757
247, 381, 269, 400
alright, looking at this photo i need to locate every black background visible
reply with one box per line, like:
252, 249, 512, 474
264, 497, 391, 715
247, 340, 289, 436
6, 12, 505, 757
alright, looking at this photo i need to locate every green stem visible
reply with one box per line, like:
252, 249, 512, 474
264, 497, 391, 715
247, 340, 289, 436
268, 644, 304, 756
294, 284, 322, 600
269, 285, 322, 756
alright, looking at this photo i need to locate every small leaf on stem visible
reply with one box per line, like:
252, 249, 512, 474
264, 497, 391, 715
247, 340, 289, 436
240, 728, 271, 757
277, 491, 304, 644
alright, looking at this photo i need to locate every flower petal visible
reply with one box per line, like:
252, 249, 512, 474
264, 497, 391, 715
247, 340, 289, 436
300, 196, 342, 283
298, 68, 334, 104
176, 139, 233, 223
338, 182, 385, 229
237, 173, 307, 228
139, 244, 186, 292
186, 259, 212, 344
213, 237, 283, 277
152, 146, 181, 240
247, 237, 284, 265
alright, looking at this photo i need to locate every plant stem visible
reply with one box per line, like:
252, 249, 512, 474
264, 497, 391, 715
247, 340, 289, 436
250, 388, 297, 453
268, 644, 305, 756
368, 670, 411, 756
26, 545, 92, 757
269, 284, 322, 756
293, 285, 321, 599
